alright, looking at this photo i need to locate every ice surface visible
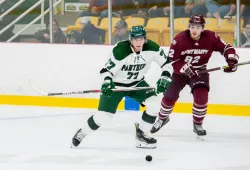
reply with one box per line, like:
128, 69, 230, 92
0, 105, 250, 170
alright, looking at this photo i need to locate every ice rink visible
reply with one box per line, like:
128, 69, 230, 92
0, 105, 250, 170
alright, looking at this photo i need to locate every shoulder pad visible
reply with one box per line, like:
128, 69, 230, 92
143, 39, 160, 52
113, 40, 133, 61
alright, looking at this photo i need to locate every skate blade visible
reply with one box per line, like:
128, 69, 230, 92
71, 143, 79, 148
136, 141, 157, 149
150, 127, 160, 134
196, 135, 205, 141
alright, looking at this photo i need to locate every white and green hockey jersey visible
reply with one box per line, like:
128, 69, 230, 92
100, 40, 173, 87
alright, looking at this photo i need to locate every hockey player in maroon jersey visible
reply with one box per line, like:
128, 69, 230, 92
151, 15, 239, 137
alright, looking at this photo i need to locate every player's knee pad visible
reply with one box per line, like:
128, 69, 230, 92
193, 87, 208, 105
144, 95, 160, 116
88, 111, 114, 130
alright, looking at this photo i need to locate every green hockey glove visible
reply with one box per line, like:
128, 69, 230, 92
156, 76, 172, 94
101, 77, 115, 97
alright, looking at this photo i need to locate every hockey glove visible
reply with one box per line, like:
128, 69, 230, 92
156, 76, 172, 94
224, 54, 239, 73
101, 77, 115, 97
180, 63, 199, 78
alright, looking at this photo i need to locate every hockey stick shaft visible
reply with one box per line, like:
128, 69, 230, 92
47, 86, 155, 96
198, 61, 250, 74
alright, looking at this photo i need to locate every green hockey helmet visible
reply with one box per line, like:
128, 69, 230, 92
129, 25, 147, 40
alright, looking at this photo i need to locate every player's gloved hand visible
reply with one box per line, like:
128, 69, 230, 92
224, 54, 239, 73
101, 77, 115, 97
180, 63, 199, 78
156, 76, 172, 94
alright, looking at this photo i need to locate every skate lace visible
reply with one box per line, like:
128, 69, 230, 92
143, 132, 153, 140
195, 124, 204, 132
154, 119, 163, 129
76, 130, 85, 140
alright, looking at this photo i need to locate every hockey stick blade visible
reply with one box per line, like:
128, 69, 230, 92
198, 60, 250, 74
48, 87, 155, 96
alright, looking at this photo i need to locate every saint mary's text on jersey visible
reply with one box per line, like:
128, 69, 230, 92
181, 49, 208, 55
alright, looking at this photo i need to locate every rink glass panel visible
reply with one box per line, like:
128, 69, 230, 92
1, 0, 249, 47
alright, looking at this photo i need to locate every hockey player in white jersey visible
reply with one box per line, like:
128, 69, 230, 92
72, 25, 173, 149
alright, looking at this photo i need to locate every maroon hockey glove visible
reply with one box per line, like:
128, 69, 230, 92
180, 63, 199, 78
224, 54, 239, 73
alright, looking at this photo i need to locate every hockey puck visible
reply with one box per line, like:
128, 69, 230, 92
145, 155, 152, 162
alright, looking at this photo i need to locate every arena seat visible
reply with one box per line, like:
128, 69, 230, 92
174, 18, 189, 31
65, 25, 82, 35
204, 18, 217, 30
125, 17, 145, 27
145, 27, 161, 45
162, 28, 180, 46
146, 17, 169, 29
213, 19, 240, 45
99, 17, 121, 29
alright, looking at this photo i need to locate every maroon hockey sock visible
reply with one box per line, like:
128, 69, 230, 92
159, 97, 175, 120
192, 87, 208, 125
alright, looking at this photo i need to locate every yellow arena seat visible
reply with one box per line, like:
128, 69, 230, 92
145, 27, 161, 45
221, 19, 244, 29
75, 18, 81, 25
162, 28, 179, 46
219, 19, 235, 31
99, 17, 121, 29
146, 17, 169, 31
65, 25, 82, 35
125, 17, 145, 27
218, 33, 234, 45
204, 18, 217, 30
174, 18, 189, 31
212, 19, 240, 45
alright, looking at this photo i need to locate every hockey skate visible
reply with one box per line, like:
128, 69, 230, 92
71, 128, 86, 148
135, 123, 157, 149
150, 117, 170, 134
193, 123, 206, 141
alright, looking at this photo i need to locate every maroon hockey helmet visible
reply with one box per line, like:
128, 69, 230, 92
189, 15, 206, 27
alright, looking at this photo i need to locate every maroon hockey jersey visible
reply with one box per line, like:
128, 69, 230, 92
168, 30, 236, 74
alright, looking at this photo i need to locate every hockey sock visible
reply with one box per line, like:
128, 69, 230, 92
79, 115, 99, 136
140, 111, 157, 132
139, 96, 158, 133
192, 87, 208, 125
87, 115, 100, 130
159, 97, 175, 120
82, 111, 114, 135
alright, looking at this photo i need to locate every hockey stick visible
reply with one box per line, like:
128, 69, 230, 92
27, 78, 155, 96
48, 87, 155, 96
198, 61, 250, 74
